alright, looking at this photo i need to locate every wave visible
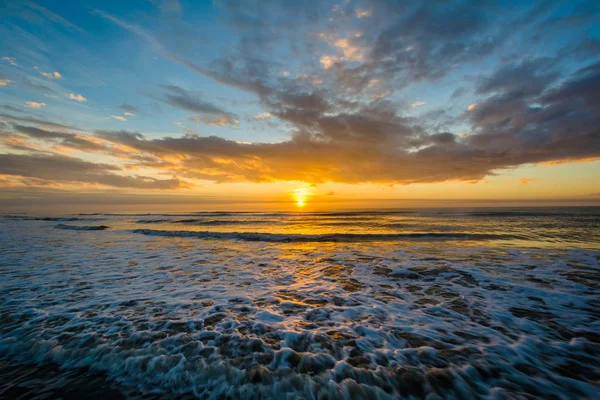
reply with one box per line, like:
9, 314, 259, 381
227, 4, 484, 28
136, 218, 270, 225
131, 229, 520, 243
54, 224, 110, 231
4, 215, 104, 222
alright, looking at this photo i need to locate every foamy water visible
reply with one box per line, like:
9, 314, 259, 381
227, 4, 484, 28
1, 208, 599, 398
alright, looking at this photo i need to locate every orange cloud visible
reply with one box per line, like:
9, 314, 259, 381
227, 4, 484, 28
319, 55, 338, 69
254, 112, 273, 120
25, 101, 46, 109
66, 93, 87, 102
41, 71, 62, 79
518, 177, 539, 185
539, 157, 600, 166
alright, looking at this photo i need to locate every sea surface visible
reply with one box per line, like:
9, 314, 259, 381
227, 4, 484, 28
0, 207, 599, 399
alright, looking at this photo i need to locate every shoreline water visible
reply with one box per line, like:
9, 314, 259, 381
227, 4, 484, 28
1, 208, 599, 398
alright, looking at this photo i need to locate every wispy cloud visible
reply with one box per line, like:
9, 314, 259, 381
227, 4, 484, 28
158, 85, 238, 127
1, 57, 17, 66
191, 114, 238, 127
119, 103, 138, 114
518, 177, 539, 185
111, 115, 127, 121
355, 9, 370, 18
0, 72, 11, 87
0, 153, 185, 189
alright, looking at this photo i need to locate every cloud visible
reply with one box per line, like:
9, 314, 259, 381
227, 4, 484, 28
410, 101, 426, 108
40, 71, 62, 80
191, 114, 238, 127
158, 85, 239, 126
124, 112, 135, 116
319, 55, 338, 69
4, 0, 596, 189
5, 124, 107, 153
0, 153, 185, 189
11, 0, 83, 32
0, 72, 11, 87
0, 105, 24, 113
91, 53, 600, 185
23, 79, 58, 94
2, 57, 17, 66
66, 93, 87, 102
0, 113, 83, 131
255, 112, 272, 120
476, 58, 559, 97
119, 103, 138, 114
518, 177, 539, 185
111, 115, 127, 121
25, 101, 46, 109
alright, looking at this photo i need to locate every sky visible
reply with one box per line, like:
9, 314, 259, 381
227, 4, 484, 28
0, 0, 599, 211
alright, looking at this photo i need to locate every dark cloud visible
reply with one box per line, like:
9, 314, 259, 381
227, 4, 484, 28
23, 78, 59, 94
0, 113, 83, 131
119, 103, 138, 113
90, 58, 600, 185
8, 124, 108, 153
466, 60, 600, 165
0, 153, 185, 189
475, 58, 559, 97
451, 88, 467, 99
158, 85, 239, 126
0, 105, 25, 113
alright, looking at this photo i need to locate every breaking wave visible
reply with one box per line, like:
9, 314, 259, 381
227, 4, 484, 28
54, 224, 110, 231
131, 229, 523, 242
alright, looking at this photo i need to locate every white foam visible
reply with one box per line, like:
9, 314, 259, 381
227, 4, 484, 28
0, 213, 598, 398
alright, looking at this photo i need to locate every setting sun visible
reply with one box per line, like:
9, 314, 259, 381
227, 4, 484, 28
292, 187, 311, 208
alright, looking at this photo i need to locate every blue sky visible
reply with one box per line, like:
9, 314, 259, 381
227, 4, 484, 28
0, 0, 599, 209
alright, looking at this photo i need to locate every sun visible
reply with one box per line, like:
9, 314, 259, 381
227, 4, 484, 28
292, 187, 310, 208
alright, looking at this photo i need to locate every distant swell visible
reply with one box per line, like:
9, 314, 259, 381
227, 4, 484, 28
4, 215, 104, 222
131, 229, 518, 242
54, 224, 110, 231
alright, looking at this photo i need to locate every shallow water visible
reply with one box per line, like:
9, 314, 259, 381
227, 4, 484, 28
0, 208, 599, 399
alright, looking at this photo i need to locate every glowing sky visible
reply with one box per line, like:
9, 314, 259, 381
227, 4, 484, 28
0, 0, 599, 210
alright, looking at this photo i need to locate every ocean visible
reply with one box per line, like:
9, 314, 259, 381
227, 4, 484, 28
0, 207, 599, 399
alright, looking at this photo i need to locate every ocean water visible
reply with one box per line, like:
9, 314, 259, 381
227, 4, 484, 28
0, 208, 599, 399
